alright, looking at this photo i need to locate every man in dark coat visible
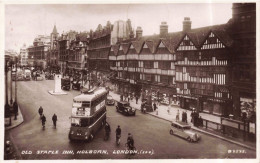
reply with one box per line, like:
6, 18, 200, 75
184, 111, 188, 123
52, 114, 57, 128
153, 102, 157, 111
182, 111, 185, 122
41, 114, 46, 127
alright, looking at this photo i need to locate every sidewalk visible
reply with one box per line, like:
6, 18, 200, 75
109, 91, 256, 151
5, 105, 24, 131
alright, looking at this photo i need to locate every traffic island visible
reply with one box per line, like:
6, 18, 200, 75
48, 74, 68, 95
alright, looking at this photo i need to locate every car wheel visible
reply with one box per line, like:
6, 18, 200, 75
170, 130, 173, 135
187, 137, 192, 143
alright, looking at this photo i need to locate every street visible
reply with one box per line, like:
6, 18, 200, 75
6, 79, 256, 159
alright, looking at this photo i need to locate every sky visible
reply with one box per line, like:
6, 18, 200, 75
4, 3, 233, 53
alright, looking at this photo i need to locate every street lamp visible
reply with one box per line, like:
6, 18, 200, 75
5, 61, 11, 126
10, 60, 13, 106
14, 57, 18, 120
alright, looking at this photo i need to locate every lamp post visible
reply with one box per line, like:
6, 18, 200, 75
10, 60, 13, 106
5, 61, 11, 126
14, 57, 18, 120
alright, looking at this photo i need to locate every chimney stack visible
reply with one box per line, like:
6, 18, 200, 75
160, 22, 168, 38
183, 17, 192, 32
136, 26, 143, 39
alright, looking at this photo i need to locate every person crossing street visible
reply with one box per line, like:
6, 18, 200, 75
52, 114, 57, 128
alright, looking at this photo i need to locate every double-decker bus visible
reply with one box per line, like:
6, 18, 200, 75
68, 87, 108, 141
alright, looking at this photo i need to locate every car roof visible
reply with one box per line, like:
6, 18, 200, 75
171, 121, 191, 127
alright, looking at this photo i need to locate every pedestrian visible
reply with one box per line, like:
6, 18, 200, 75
191, 110, 195, 123
176, 110, 180, 122
41, 114, 46, 128
135, 95, 138, 104
52, 114, 57, 128
128, 94, 130, 102
153, 102, 157, 111
120, 94, 123, 101
182, 111, 185, 122
184, 111, 188, 123
167, 105, 170, 114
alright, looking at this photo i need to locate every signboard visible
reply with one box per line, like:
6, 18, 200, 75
73, 102, 82, 107
72, 107, 90, 117
95, 100, 105, 112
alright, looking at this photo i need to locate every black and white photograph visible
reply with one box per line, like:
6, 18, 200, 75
1, 0, 258, 162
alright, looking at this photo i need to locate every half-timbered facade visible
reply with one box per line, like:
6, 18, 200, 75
175, 27, 233, 116
109, 19, 234, 116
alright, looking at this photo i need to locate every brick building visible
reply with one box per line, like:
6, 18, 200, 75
230, 3, 256, 121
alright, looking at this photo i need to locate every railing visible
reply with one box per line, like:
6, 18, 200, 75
197, 118, 256, 142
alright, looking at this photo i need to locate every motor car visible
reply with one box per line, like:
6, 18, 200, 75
11, 72, 16, 81
45, 72, 54, 80
106, 95, 115, 105
16, 74, 24, 81
169, 121, 200, 142
72, 80, 82, 90
23, 70, 31, 80
116, 101, 136, 116
35, 74, 44, 81
61, 78, 71, 90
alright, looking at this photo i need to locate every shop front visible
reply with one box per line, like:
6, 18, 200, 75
202, 98, 228, 116
180, 96, 198, 110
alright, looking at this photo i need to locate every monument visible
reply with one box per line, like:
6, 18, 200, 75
48, 74, 67, 95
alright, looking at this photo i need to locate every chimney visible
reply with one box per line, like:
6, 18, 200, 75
160, 22, 168, 38
136, 26, 143, 39
183, 17, 192, 32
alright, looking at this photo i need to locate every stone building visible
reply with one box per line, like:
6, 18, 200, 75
27, 35, 50, 69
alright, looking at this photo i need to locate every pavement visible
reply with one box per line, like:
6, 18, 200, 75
5, 105, 24, 131
109, 91, 256, 151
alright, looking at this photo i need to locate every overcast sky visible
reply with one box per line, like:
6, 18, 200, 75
4, 3, 233, 52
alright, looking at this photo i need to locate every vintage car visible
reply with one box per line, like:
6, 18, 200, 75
116, 101, 136, 116
23, 70, 31, 80
61, 78, 71, 90
45, 72, 54, 80
106, 95, 115, 105
16, 74, 24, 81
169, 121, 201, 142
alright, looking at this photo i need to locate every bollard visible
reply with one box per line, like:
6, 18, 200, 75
156, 110, 158, 115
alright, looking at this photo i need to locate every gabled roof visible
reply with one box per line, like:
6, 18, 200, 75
187, 24, 233, 48
161, 32, 184, 53
116, 23, 233, 52
121, 43, 130, 54
111, 44, 120, 55
132, 40, 145, 54
146, 39, 161, 53
212, 30, 233, 47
